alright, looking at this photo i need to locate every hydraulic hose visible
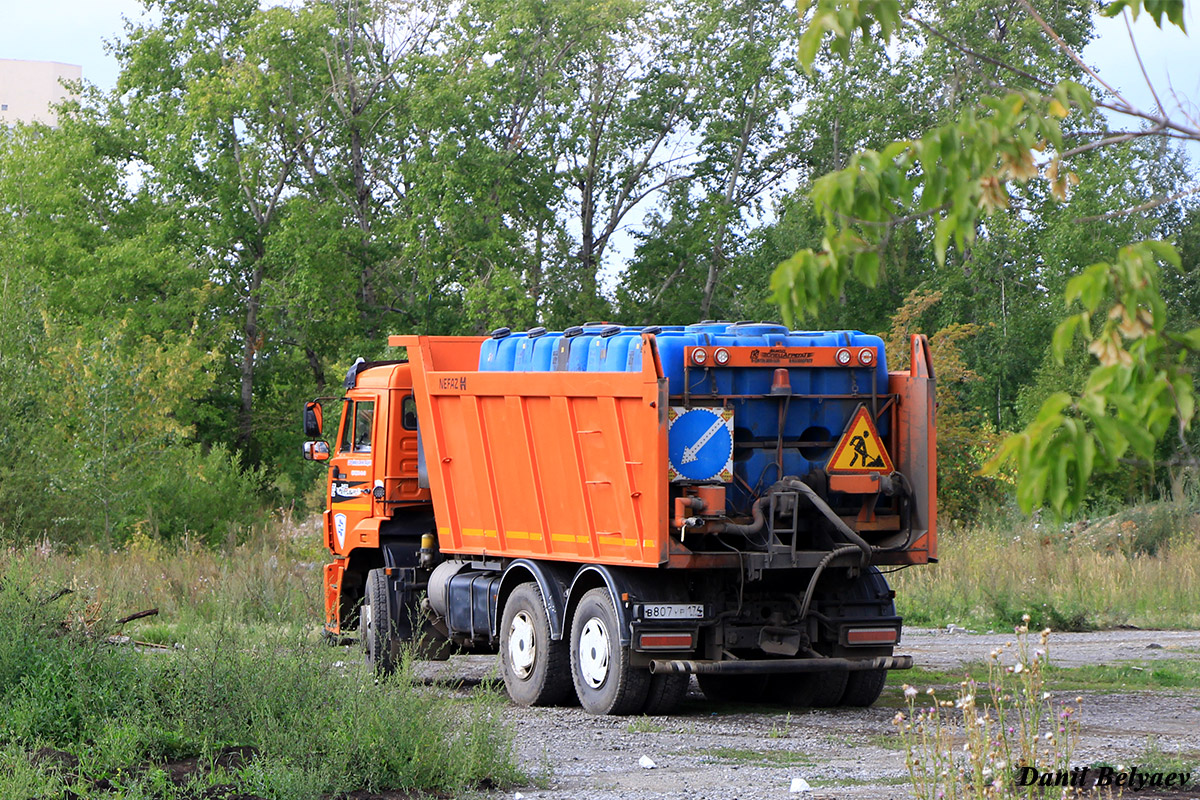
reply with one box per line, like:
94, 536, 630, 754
798, 545, 862, 621
782, 478, 873, 567
710, 495, 770, 536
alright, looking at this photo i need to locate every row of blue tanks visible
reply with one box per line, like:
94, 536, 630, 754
478, 322, 892, 513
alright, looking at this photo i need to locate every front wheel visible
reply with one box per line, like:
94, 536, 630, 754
500, 583, 572, 706
362, 568, 399, 675
570, 588, 649, 715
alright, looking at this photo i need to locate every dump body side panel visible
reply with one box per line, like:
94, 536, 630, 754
394, 334, 670, 567
885, 334, 937, 563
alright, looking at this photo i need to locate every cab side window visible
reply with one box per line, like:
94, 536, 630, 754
353, 402, 375, 452
401, 395, 418, 430
337, 400, 354, 453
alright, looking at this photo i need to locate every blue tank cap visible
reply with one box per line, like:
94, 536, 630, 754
490, 327, 512, 339
526, 326, 547, 338
600, 324, 622, 337
642, 326, 662, 335
563, 326, 584, 338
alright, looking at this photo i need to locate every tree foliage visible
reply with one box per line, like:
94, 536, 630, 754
1, 0, 1197, 541
780, 0, 1200, 516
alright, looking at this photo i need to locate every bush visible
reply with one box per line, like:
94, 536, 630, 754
0, 557, 522, 799
144, 444, 269, 545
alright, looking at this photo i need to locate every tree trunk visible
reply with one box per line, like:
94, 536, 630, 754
306, 347, 326, 391
238, 263, 263, 449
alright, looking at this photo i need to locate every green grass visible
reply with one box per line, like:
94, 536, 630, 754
1134, 737, 1200, 776
892, 500, 1200, 632
0, 543, 522, 799
701, 746, 816, 767
888, 659, 1200, 694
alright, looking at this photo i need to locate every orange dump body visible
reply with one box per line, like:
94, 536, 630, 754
390, 332, 937, 569
393, 334, 671, 567
885, 335, 938, 564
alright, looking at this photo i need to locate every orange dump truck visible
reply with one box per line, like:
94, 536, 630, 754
301, 323, 936, 714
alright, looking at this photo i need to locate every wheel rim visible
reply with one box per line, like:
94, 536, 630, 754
578, 616, 610, 689
362, 602, 374, 651
508, 610, 537, 679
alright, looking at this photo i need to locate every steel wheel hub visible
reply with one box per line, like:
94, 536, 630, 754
579, 617, 610, 689
508, 610, 537, 679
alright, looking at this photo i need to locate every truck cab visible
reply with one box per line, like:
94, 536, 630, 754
304, 359, 433, 637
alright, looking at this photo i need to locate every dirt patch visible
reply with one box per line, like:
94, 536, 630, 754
416, 627, 1200, 800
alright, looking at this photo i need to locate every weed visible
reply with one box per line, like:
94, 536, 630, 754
626, 716, 667, 734
768, 712, 793, 739
894, 619, 1089, 799
1130, 737, 1200, 776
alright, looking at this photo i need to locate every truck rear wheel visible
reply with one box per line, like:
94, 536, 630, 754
362, 568, 399, 675
570, 588, 650, 715
642, 674, 689, 715
841, 669, 887, 707
500, 583, 572, 707
768, 670, 848, 708
697, 673, 769, 704
829, 566, 894, 707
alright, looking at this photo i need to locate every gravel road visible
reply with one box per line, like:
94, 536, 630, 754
417, 628, 1200, 800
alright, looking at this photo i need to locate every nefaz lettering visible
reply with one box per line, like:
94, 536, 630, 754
748, 348, 814, 365
331, 480, 366, 503
438, 376, 468, 391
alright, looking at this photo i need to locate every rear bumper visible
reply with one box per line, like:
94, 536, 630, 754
648, 654, 912, 675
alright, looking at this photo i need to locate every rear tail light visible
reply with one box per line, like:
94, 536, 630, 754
857, 348, 875, 366
713, 347, 731, 365
638, 633, 695, 650
845, 627, 899, 645
835, 347, 852, 366
691, 348, 708, 366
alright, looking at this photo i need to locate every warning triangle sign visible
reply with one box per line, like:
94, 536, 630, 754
827, 406, 894, 473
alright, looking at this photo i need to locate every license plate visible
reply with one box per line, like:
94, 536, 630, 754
640, 603, 704, 620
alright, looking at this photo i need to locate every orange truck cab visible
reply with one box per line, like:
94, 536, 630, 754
302, 323, 936, 715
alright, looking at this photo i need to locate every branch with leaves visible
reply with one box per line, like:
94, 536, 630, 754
780, 0, 1200, 515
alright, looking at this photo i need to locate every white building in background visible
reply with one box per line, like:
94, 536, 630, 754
0, 59, 82, 126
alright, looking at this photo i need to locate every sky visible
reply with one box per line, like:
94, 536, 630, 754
1, 1, 1195, 206
2, 2, 1197, 111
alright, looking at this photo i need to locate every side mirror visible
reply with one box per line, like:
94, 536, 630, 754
303, 401, 324, 437
302, 440, 330, 462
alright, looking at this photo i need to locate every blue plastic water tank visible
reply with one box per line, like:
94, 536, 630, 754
625, 326, 678, 372
479, 327, 518, 371
514, 327, 548, 371
587, 326, 647, 372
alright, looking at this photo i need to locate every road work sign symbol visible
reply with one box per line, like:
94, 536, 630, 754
827, 406, 894, 473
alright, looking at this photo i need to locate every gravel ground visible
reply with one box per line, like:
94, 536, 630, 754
417, 628, 1200, 800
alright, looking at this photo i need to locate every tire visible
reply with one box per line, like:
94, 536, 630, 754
841, 668, 887, 707
570, 588, 650, 715
642, 674, 689, 715
500, 583, 572, 707
697, 673, 770, 704
768, 671, 848, 708
362, 568, 399, 675
828, 566, 894, 707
